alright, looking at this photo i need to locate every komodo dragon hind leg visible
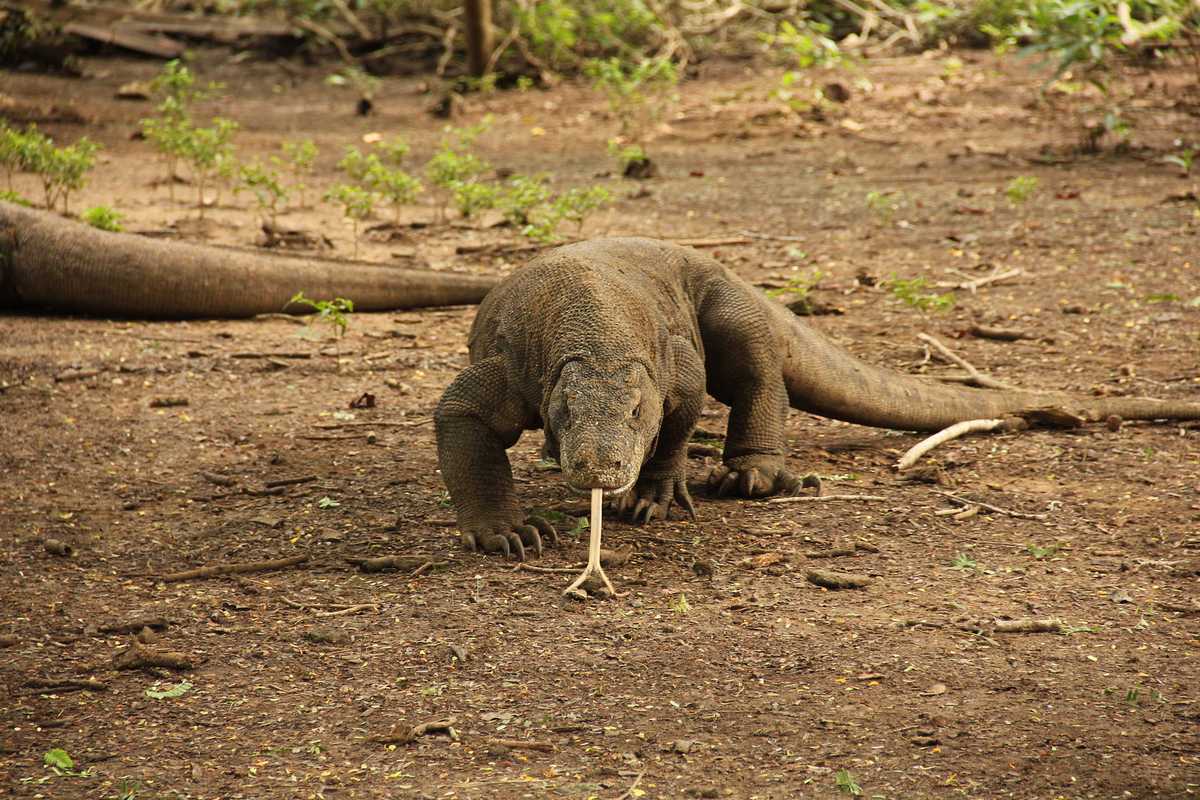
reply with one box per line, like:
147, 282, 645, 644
434, 358, 559, 560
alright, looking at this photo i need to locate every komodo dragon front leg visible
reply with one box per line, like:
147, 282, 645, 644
613, 336, 706, 522
698, 281, 801, 497
434, 357, 558, 560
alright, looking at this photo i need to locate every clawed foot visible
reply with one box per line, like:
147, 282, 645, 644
611, 474, 696, 524
460, 515, 558, 561
707, 455, 800, 498
562, 559, 617, 599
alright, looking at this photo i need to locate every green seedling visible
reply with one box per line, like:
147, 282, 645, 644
239, 160, 289, 228
317, 496, 340, 509
552, 185, 611, 234
865, 190, 902, 224
82, 205, 123, 232
19, 132, 100, 214
888, 276, 955, 312
43, 748, 92, 778
367, 163, 422, 225
1163, 148, 1195, 176
0, 189, 31, 206
280, 139, 318, 208
288, 292, 355, 338
951, 552, 980, 571
183, 117, 238, 217
324, 184, 376, 256
835, 769, 863, 796
670, 593, 691, 613
607, 139, 649, 175
584, 56, 677, 139
1026, 542, 1060, 559
1005, 175, 1039, 205
140, 60, 221, 201
498, 174, 552, 227
765, 269, 826, 300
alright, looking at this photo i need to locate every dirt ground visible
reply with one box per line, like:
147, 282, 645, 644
2, 45, 1199, 800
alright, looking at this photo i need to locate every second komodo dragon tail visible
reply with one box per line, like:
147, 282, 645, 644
763, 301, 1200, 432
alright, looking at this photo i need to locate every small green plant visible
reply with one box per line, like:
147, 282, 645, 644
1004, 175, 1040, 205
585, 56, 678, 138
109, 777, 142, 800
0, 189, 31, 206
426, 150, 488, 220
324, 184, 376, 256
43, 747, 92, 777
82, 205, 123, 232
182, 117, 238, 216
552, 185, 611, 234
239, 160, 289, 227
317, 496, 341, 509
140, 60, 221, 201
367, 163, 423, 225
835, 769, 863, 796
765, 269, 826, 300
670, 592, 691, 613
865, 190, 903, 224
1163, 148, 1195, 176
888, 276, 955, 312
951, 552, 980, 571
280, 139, 318, 208
498, 174, 553, 227
288, 293, 355, 362
607, 139, 649, 174
1026, 542, 1060, 559
451, 180, 500, 218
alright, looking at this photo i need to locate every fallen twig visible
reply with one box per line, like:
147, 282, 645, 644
314, 603, 379, 618
806, 569, 872, 590
917, 333, 1018, 391
159, 554, 309, 583
673, 236, 751, 248
25, 677, 108, 693
113, 643, 194, 671
896, 418, 1018, 470
968, 324, 1036, 341
932, 490, 1048, 521
486, 738, 556, 752
768, 494, 886, 504
199, 471, 237, 487
263, 475, 318, 489
992, 617, 1064, 634
739, 229, 805, 242
615, 770, 647, 800
937, 267, 1022, 293
346, 555, 446, 573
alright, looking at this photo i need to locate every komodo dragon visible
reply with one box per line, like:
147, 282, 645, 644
435, 237, 1200, 569
0, 201, 496, 318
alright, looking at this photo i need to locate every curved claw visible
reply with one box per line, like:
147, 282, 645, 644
707, 459, 798, 499
460, 515, 561, 562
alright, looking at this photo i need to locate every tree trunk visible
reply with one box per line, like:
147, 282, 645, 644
464, 0, 493, 78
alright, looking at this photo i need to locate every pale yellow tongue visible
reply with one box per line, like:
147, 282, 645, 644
590, 488, 603, 543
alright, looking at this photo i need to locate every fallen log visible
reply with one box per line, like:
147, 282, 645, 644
0, 203, 498, 319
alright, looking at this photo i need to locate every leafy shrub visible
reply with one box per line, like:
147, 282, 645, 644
82, 205, 123, 231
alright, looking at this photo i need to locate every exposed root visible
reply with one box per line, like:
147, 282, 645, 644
896, 418, 1022, 470
159, 554, 309, 583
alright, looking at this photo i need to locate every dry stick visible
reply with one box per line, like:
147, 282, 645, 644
313, 421, 418, 429
263, 475, 317, 489
615, 770, 647, 800
673, 236, 751, 248
896, 418, 1008, 470
159, 554, 309, 583
486, 738, 556, 753
932, 490, 1048, 521
936, 267, 1022, 292
113, 644, 194, 671
314, 604, 379, 618
807, 569, 872, 590
969, 324, 1036, 341
992, 617, 1064, 634
514, 563, 581, 575
25, 677, 108, 692
767, 493, 886, 504
917, 333, 1018, 391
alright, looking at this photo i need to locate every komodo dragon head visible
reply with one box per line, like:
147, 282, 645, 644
543, 359, 663, 495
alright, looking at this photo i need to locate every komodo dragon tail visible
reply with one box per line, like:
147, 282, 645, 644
0, 202, 497, 319
765, 302, 1200, 431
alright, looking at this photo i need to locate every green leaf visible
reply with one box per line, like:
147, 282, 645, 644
44, 749, 74, 770
146, 680, 192, 699
317, 497, 340, 509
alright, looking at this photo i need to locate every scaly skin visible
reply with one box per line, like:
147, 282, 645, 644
0, 202, 496, 318
436, 238, 1200, 559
